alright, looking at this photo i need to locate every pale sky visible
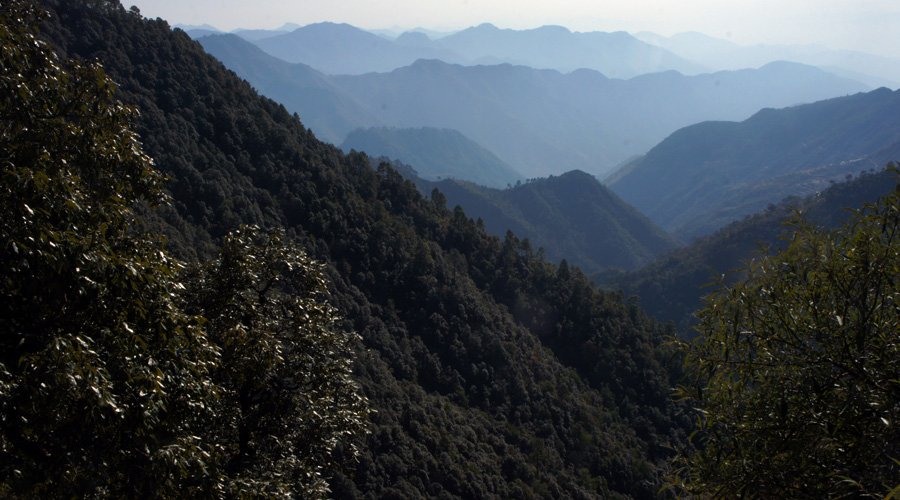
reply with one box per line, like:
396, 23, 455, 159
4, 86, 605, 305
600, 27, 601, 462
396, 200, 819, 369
127, 0, 900, 58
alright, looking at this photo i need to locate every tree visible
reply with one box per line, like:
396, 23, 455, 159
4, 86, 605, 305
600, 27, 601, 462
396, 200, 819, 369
184, 226, 369, 498
670, 174, 900, 498
0, 1, 219, 495
0, 2, 367, 496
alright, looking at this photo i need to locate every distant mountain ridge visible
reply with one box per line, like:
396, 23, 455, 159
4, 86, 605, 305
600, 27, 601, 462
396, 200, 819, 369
419, 170, 679, 273
635, 31, 900, 88
430, 23, 702, 78
607, 87, 900, 238
328, 59, 865, 177
252, 22, 467, 75
199, 33, 866, 179
186, 22, 900, 90
236, 21, 700, 78
342, 127, 523, 188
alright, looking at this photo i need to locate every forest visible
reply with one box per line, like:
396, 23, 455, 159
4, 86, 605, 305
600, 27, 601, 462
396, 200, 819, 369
1, 0, 897, 497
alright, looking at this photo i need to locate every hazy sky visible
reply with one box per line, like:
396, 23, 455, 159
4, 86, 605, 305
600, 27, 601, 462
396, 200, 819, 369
128, 0, 900, 58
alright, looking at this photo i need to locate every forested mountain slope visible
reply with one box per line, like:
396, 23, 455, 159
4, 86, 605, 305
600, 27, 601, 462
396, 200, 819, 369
38, 0, 687, 497
609, 168, 896, 337
608, 87, 900, 238
197, 33, 381, 144
199, 31, 866, 177
419, 171, 678, 274
342, 126, 523, 188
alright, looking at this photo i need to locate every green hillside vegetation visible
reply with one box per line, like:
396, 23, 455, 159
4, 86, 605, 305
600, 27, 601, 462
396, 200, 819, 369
197, 33, 381, 144
610, 168, 896, 337
607, 87, 900, 238
671, 172, 900, 497
420, 170, 679, 273
0, 4, 366, 496
342, 126, 522, 188
28, 0, 689, 496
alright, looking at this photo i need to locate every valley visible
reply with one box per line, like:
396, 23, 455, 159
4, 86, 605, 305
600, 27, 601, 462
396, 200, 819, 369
3, 0, 898, 497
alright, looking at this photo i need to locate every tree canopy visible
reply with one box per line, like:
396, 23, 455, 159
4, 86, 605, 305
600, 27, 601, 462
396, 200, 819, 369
671, 172, 900, 497
0, 2, 367, 496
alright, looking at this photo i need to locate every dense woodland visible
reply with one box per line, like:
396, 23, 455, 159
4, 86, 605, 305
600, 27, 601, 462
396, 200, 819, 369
2, 0, 897, 497
6, 0, 690, 496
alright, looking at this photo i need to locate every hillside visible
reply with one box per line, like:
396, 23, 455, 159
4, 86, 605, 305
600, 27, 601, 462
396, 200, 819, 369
421, 171, 678, 274
609, 168, 896, 337
342, 126, 523, 188
607, 87, 900, 238
37, 0, 688, 497
197, 34, 381, 144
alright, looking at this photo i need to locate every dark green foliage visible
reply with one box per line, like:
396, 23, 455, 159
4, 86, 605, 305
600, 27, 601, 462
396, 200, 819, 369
613, 168, 896, 338
185, 227, 369, 497
35, 0, 689, 496
342, 126, 522, 188
608, 88, 900, 238
420, 170, 678, 273
1, 4, 368, 496
670, 174, 900, 497
0, 3, 219, 494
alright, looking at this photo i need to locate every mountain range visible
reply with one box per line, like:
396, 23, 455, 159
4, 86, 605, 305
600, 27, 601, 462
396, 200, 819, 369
186, 22, 900, 92
211, 21, 701, 78
607, 87, 900, 238
416, 23, 702, 78
635, 31, 900, 89
199, 34, 867, 178
251, 22, 467, 75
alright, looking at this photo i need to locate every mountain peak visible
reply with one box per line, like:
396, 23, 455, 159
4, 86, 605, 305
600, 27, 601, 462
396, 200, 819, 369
556, 169, 596, 182
396, 31, 431, 44
532, 24, 571, 34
